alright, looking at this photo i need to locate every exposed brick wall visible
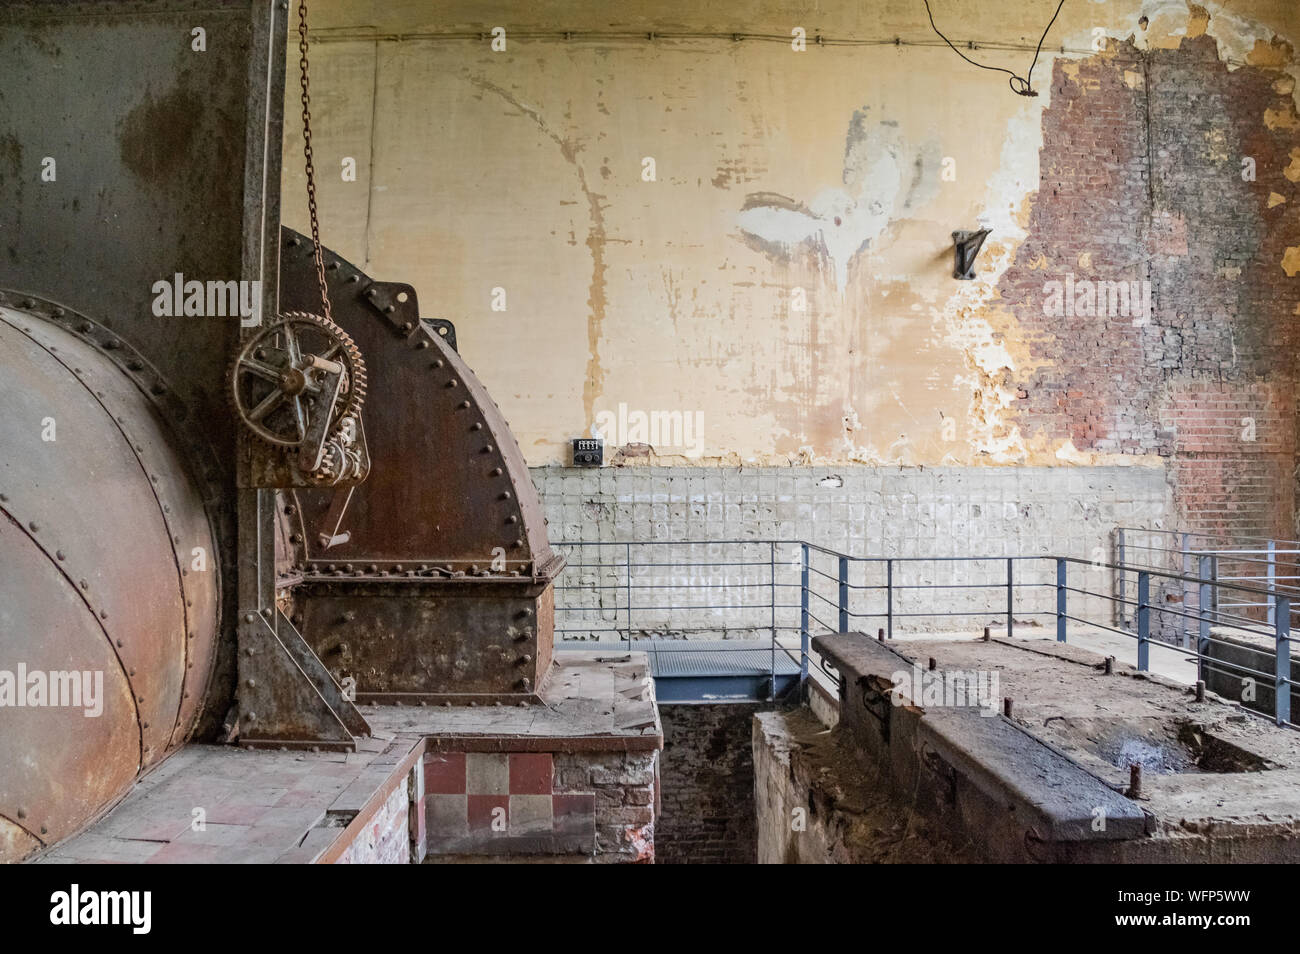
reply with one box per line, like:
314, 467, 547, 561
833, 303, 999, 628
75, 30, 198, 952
998, 36, 1300, 542
1163, 380, 1295, 539
423, 748, 658, 863
657, 703, 763, 864
335, 778, 410, 865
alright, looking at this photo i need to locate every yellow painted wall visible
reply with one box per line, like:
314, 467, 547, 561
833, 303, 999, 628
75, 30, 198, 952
282, 0, 1299, 466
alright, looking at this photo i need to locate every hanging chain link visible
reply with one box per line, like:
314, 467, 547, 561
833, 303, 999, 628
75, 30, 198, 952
297, 0, 332, 324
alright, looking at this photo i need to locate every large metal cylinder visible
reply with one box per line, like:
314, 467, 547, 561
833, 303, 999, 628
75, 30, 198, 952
0, 303, 220, 862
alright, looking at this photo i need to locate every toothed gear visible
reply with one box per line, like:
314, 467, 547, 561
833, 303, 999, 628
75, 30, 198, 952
230, 311, 366, 448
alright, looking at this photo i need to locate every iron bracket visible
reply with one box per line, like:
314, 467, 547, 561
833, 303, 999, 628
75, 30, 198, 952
952, 228, 991, 280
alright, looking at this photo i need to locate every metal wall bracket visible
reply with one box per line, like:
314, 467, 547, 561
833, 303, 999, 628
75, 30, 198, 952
236, 610, 370, 751
952, 228, 991, 280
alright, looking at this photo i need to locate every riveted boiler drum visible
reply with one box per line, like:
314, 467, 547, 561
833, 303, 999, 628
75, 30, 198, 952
0, 304, 220, 862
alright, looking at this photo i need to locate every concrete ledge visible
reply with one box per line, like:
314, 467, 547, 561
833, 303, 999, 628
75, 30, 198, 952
813, 632, 1149, 859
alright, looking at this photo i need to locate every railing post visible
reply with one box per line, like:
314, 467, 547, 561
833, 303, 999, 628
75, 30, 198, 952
624, 542, 632, 651
1268, 539, 1277, 628
769, 542, 776, 703
1211, 554, 1220, 621
799, 544, 809, 689
886, 559, 894, 639
837, 555, 848, 632
1198, 554, 1212, 684
1137, 571, 1150, 672
1180, 531, 1191, 648
1275, 595, 1290, 726
1116, 528, 1127, 628
1056, 558, 1067, 643
1006, 558, 1014, 639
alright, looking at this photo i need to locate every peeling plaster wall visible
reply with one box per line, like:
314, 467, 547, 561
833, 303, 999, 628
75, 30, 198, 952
283, 0, 1300, 538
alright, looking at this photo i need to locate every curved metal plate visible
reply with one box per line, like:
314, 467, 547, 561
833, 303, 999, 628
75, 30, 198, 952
19, 317, 224, 749
0, 517, 138, 860
0, 309, 220, 855
278, 229, 557, 577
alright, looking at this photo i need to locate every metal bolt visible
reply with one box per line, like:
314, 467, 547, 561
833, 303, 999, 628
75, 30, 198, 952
55, 550, 65, 560
244, 613, 256, 623
983, 626, 990, 641
1104, 656, 1114, 675
1003, 698, 1013, 718
928, 657, 936, 671
27, 521, 38, 532
1127, 764, 1143, 799
1195, 680, 1206, 702
877, 628, 885, 642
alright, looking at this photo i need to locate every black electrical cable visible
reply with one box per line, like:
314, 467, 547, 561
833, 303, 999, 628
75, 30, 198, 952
922, 0, 1067, 96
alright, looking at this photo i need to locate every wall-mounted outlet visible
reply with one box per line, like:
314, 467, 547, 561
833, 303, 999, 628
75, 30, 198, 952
572, 437, 603, 466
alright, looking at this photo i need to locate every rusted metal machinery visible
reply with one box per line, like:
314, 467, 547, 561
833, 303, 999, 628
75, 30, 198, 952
275, 230, 562, 710
0, 293, 224, 862
0, 0, 559, 861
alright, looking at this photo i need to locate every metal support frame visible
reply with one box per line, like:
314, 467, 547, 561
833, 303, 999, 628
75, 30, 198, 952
1198, 554, 1212, 684
1136, 571, 1150, 672
1268, 539, 1277, 628
837, 555, 849, 632
768, 542, 776, 702
1056, 558, 1067, 643
799, 543, 810, 689
1180, 531, 1191, 648
1276, 595, 1291, 726
886, 558, 894, 639
1006, 557, 1014, 639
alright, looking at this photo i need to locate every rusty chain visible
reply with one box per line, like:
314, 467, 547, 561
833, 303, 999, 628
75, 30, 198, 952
297, 0, 332, 323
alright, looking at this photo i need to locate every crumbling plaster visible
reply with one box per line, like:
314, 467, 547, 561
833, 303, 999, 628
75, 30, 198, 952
283, 0, 1300, 467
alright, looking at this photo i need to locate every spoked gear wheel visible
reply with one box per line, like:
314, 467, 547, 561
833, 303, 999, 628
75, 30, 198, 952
230, 311, 367, 447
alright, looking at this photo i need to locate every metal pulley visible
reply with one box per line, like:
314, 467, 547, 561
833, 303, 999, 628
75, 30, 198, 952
231, 310, 368, 477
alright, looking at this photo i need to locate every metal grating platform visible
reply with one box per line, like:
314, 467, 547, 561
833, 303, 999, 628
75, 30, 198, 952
642, 640, 800, 703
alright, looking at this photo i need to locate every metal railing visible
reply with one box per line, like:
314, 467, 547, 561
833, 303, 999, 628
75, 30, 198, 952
552, 538, 1297, 727
1115, 527, 1300, 638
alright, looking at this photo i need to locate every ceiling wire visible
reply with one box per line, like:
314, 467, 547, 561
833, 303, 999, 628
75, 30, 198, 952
922, 0, 1068, 96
